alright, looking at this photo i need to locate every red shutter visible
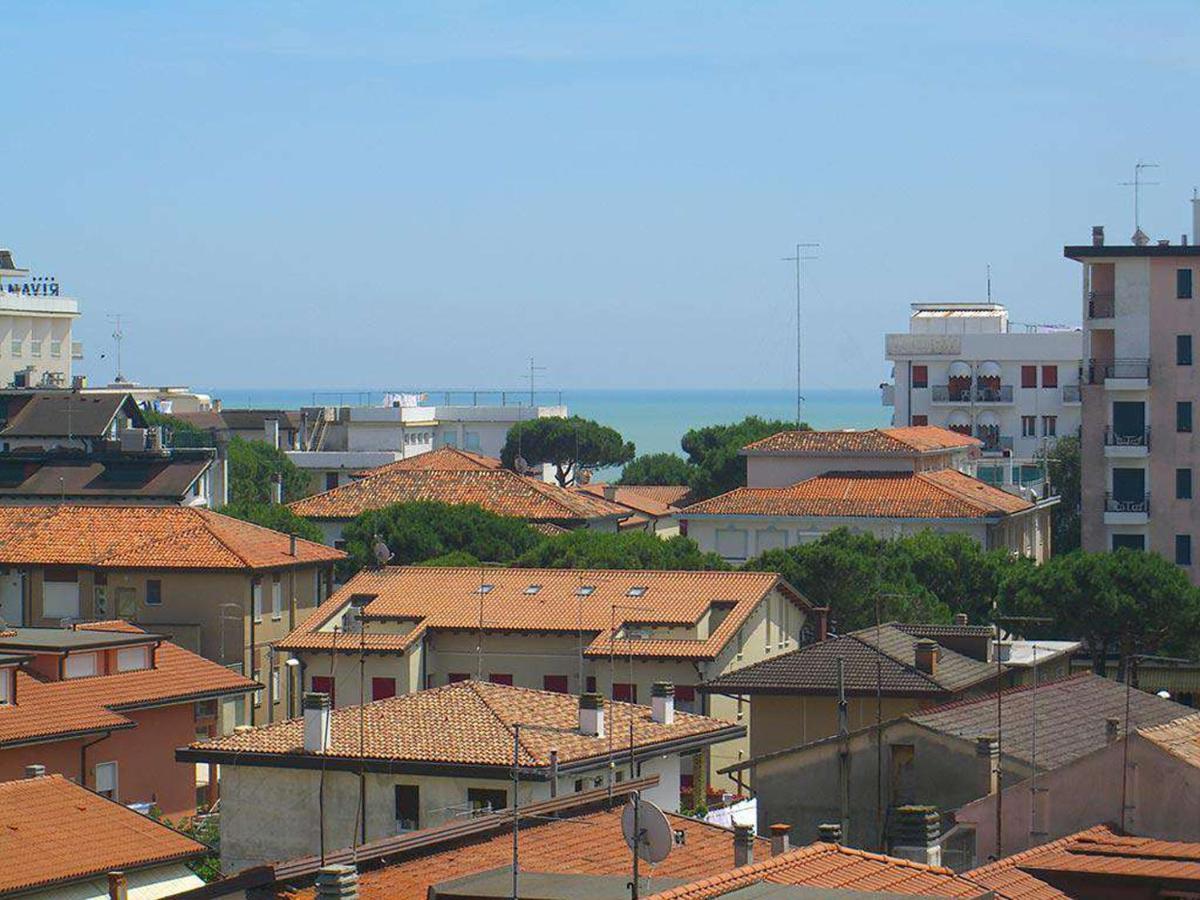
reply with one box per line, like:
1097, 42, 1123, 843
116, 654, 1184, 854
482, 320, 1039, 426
612, 683, 637, 703
675, 685, 696, 703
489, 673, 514, 686
910, 415, 928, 426
543, 675, 569, 693
447, 673, 470, 684
1041, 365, 1058, 388
585, 676, 597, 693
1021, 365, 1037, 388
311, 676, 335, 705
371, 677, 397, 701
911, 365, 928, 388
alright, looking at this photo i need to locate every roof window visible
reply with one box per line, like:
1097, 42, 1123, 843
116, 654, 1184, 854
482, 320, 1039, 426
576, 585, 595, 597
524, 584, 542, 595
474, 584, 494, 595
626, 586, 648, 597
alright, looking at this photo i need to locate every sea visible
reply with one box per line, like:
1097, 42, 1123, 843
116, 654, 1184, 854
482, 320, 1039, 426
203, 388, 890, 463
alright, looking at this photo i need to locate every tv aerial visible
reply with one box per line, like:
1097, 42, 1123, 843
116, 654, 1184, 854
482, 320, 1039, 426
622, 791, 672, 899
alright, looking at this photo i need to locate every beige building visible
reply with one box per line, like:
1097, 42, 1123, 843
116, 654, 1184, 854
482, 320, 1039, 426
0, 505, 343, 725
1068, 199, 1200, 577
276, 566, 818, 795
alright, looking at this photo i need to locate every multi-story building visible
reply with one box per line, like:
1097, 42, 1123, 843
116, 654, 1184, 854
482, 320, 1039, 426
884, 303, 1082, 489
1066, 197, 1200, 571
0, 249, 81, 390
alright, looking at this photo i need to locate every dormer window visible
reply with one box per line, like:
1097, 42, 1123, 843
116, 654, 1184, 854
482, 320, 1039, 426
626, 586, 648, 597
116, 645, 151, 673
63, 652, 98, 679
0, 668, 11, 705
576, 586, 595, 597
524, 585, 542, 595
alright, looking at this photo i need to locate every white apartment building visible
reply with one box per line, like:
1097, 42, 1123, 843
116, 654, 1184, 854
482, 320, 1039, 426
884, 303, 1082, 485
0, 249, 81, 389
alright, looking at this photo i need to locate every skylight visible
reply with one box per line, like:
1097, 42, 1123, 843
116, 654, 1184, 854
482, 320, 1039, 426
576, 585, 595, 597
474, 584, 494, 595
524, 584, 542, 595
626, 586, 648, 597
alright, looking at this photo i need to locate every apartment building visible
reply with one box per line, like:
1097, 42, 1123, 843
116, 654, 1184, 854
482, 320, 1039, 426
884, 303, 1082, 487
0, 249, 81, 390
1066, 196, 1200, 573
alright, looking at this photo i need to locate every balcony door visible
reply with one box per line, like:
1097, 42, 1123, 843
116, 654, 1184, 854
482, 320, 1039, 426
1112, 401, 1145, 440
1112, 468, 1146, 503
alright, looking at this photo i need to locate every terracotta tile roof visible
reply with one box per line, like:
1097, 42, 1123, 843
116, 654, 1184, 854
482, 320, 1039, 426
0, 773, 206, 894
289, 803, 770, 900
644, 841, 989, 899
701, 624, 996, 698
576, 484, 688, 518
289, 468, 630, 522
276, 567, 806, 661
1135, 713, 1200, 768
0, 622, 258, 747
186, 680, 740, 768
352, 446, 503, 477
0, 505, 343, 571
681, 469, 1034, 519
1018, 828, 1200, 882
530, 521, 570, 536
742, 426, 982, 456
960, 829, 1090, 900
911, 673, 1195, 771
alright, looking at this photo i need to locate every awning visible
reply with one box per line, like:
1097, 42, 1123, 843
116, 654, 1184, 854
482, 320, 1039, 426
948, 361, 972, 379
946, 411, 971, 428
979, 361, 1002, 378
977, 411, 1000, 428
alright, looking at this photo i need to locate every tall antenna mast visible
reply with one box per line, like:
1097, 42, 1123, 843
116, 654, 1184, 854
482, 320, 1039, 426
107, 314, 127, 383
1119, 161, 1160, 235
526, 357, 547, 407
782, 243, 820, 426
986, 264, 992, 303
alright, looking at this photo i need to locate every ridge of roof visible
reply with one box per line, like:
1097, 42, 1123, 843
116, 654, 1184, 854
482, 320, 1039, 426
911, 670, 1090, 719
740, 426, 982, 457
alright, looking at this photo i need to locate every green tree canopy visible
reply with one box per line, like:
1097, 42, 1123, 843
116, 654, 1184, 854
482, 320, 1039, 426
500, 416, 634, 487
1038, 435, 1081, 553
513, 529, 728, 570
339, 501, 545, 576
227, 437, 314, 505
618, 452, 697, 486
681, 416, 805, 500
220, 500, 324, 544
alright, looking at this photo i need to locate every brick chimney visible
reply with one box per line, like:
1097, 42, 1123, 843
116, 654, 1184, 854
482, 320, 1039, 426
817, 822, 842, 843
888, 805, 942, 867
733, 823, 755, 867
1092, 225, 1105, 247
651, 681, 675, 725
303, 691, 332, 753
315, 864, 358, 899
107, 872, 128, 900
579, 692, 605, 738
914, 640, 938, 676
976, 736, 999, 795
769, 823, 791, 856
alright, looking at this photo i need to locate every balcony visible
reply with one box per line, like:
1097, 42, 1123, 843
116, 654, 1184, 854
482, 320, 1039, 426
930, 385, 1014, 404
1062, 385, 1081, 404
1104, 492, 1150, 526
1082, 358, 1150, 389
977, 433, 1014, 454
1087, 291, 1115, 319
1104, 427, 1149, 458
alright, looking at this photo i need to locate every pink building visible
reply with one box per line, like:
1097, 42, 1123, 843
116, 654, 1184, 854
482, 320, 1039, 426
1067, 195, 1200, 575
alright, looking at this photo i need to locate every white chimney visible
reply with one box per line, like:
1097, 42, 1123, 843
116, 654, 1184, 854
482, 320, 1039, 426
270, 472, 282, 505
264, 418, 280, 449
579, 692, 605, 738
304, 691, 332, 753
651, 681, 675, 725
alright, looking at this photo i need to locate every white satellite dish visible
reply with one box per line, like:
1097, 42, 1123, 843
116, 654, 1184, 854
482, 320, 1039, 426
622, 795, 673, 864
514, 455, 529, 472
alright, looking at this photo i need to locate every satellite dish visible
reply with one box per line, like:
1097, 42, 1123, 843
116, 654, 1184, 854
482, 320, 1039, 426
372, 535, 394, 567
514, 455, 529, 472
622, 795, 673, 864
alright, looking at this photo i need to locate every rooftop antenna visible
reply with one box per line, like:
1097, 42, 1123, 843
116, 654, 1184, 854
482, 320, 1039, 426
526, 357, 547, 407
782, 243, 820, 426
986, 264, 992, 303
107, 314, 127, 383
1119, 161, 1160, 236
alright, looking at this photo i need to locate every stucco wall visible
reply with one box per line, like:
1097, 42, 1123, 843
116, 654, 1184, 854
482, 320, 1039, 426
747, 695, 923, 760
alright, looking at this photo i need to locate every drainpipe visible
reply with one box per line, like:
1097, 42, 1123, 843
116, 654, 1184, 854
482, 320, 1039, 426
248, 582, 257, 726
80, 731, 113, 786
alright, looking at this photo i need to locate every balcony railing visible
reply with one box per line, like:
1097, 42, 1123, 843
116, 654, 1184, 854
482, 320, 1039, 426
976, 433, 1013, 453
1088, 291, 1116, 318
1062, 384, 1081, 403
1104, 427, 1150, 448
931, 385, 1014, 403
1105, 492, 1150, 514
1082, 358, 1150, 384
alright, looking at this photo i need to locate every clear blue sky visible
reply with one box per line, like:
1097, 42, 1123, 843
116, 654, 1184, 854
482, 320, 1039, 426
6, 2, 1199, 391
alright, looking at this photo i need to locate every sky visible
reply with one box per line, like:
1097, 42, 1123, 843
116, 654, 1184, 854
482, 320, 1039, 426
5, 2, 1200, 392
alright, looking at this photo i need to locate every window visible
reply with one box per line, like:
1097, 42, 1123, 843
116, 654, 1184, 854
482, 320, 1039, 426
116, 646, 150, 672
441, 432, 458, 448
626, 586, 647, 597
585, 675, 597, 693
271, 667, 280, 703
489, 673, 513, 686
1021, 416, 1037, 438
468, 788, 507, 815
1179, 469, 1193, 500
115, 587, 136, 619
574, 779, 584, 793
1178, 268, 1194, 300
311, 675, 335, 704
474, 584, 493, 595
524, 584, 541, 595
1178, 535, 1193, 566
145, 579, 162, 606
252, 579, 263, 622
737, 696, 745, 721
1041, 365, 1058, 388
575, 585, 595, 597
395, 785, 419, 831
1112, 534, 1145, 552
50, 341, 61, 358
64, 652, 97, 679
543, 675, 569, 693
715, 528, 749, 561
271, 575, 282, 620
1179, 401, 1194, 433
910, 415, 928, 426
1180, 335, 1194, 366
94, 761, 118, 800
675, 685, 697, 709
464, 431, 481, 451
447, 673, 470, 683
195, 698, 217, 720
612, 682, 637, 703
1042, 416, 1057, 437
10, 340, 19, 357
253, 672, 262, 707
29, 340, 40, 358
43, 567, 80, 619
372, 677, 396, 701
1021, 365, 1037, 388
0, 668, 11, 705
911, 365, 928, 389
325, 472, 339, 491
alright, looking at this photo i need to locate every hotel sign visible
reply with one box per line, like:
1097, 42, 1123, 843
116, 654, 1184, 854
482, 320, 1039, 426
5, 276, 59, 297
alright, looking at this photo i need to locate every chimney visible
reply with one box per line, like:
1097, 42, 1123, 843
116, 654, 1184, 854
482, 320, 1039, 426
977, 736, 999, 795
107, 872, 128, 900
953, 613, 968, 626
733, 823, 755, 868
1133, 228, 1150, 247
651, 681, 675, 725
1158, 239, 1171, 247
1092, 225, 1105, 247
270, 473, 282, 505
289, 533, 298, 557
579, 692, 605, 738
815, 607, 830, 642
603, 484, 618, 501
1106, 717, 1122, 743
315, 864, 358, 899
817, 822, 842, 843
888, 805, 942, 867
549, 748, 559, 797
264, 418, 280, 450
914, 639, 938, 676
24, 764, 45, 778
769, 823, 791, 856
303, 692, 332, 753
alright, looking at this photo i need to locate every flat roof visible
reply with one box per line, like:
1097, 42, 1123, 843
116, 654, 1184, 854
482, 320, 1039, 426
1065, 244, 1200, 259
0, 627, 162, 652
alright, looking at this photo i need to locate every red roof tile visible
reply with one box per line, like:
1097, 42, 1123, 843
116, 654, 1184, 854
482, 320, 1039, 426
964, 825, 1120, 899
576, 484, 687, 517
0, 773, 205, 894
742, 426, 982, 456
1014, 826, 1200, 883
352, 446, 503, 477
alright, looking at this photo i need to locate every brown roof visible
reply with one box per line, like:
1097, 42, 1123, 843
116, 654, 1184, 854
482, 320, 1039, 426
645, 841, 993, 899
0, 505, 343, 570
354, 446, 503, 476
576, 484, 689, 517
1135, 713, 1200, 767
0, 622, 258, 747
0, 391, 143, 438
277, 567, 806, 660
742, 426, 982, 456
0, 773, 206, 894
185, 680, 740, 768
681, 469, 1034, 519
0, 453, 212, 500
289, 467, 629, 522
